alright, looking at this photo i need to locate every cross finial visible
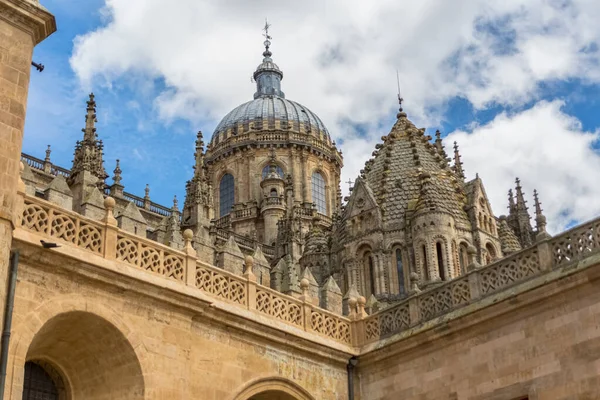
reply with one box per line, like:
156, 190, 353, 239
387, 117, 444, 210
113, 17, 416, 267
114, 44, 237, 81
262, 18, 272, 57
396, 69, 404, 113
346, 178, 354, 191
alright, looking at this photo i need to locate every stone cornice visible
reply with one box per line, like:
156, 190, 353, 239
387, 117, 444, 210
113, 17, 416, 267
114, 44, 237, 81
0, 0, 56, 44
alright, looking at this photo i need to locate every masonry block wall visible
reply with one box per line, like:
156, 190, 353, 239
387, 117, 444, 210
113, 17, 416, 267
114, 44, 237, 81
6, 251, 349, 400
356, 266, 600, 400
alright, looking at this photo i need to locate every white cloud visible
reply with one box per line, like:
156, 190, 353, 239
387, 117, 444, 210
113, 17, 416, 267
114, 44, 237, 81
447, 100, 600, 233
68, 0, 600, 230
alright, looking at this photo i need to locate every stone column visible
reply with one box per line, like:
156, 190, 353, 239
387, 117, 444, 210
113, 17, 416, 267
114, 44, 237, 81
0, 0, 55, 331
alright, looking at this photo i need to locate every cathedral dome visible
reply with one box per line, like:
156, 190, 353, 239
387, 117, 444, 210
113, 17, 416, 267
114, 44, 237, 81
209, 32, 330, 146
211, 96, 330, 145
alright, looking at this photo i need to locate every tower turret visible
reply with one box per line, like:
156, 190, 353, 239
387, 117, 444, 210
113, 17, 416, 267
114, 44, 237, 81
68, 93, 109, 212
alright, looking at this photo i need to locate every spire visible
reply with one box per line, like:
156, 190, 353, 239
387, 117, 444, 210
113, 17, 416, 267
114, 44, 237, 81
109, 159, 124, 198
172, 195, 179, 213
515, 178, 528, 214
533, 189, 551, 240
253, 20, 285, 99
69, 93, 108, 187
508, 189, 516, 214
453, 141, 465, 180
83, 92, 97, 142
112, 159, 122, 186
194, 130, 205, 179
509, 178, 534, 247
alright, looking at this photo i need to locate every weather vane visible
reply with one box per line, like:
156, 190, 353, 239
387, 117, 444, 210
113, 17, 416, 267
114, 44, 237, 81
262, 19, 272, 55
396, 69, 403, 112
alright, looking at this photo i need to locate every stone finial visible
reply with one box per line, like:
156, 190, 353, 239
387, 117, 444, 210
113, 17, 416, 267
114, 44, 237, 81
365, 294, 378, 315
533, 189, 551, 241
44, 145, 51, 162
244, 255, 255, 276
112, 159, 122, 186
172, 195, 179, 212
103, 196, 117, 226
409, 271, 421, 294
452, 141, 465, 180
467, 244, 481, 271
348, 297, 358, 319
300, 278, 310, 299
183, 229, 194, 252
357, 296, 367, 319
144, 184, 150, 200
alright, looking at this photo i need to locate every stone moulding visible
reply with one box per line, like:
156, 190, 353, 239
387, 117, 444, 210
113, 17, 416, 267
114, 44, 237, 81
0, 0, 57, 44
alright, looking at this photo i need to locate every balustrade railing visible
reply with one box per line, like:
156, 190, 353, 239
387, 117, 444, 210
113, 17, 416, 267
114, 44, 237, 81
361, 217, 600, 344
18, 195, 351, 346
18, 195, 600, 349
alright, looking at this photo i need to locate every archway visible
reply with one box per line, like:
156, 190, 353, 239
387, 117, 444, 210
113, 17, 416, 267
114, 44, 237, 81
233, 378, 315, 400
250, 390, 299, 400
22, 311, 144, 400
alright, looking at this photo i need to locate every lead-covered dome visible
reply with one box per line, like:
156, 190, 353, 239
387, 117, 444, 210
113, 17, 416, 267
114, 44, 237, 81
211, 97, 330, 144
210, 34, 331, 146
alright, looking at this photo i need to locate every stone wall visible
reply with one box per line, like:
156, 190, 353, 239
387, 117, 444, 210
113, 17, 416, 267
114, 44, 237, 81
356, 260, 600, 400
6, 249, 349, 400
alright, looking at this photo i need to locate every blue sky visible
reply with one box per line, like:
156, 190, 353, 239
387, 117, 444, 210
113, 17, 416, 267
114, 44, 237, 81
25, 0, 600, 233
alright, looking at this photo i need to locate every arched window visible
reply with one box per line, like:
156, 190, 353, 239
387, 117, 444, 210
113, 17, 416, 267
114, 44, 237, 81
486, 243, 497, 264
436, 242, 446, 281
459, 243, 469, 273
421, 245, 429, 281
270, 188, 278, 197
219, 173, 234, 217
311, 172, 327, 215
367, 253, 376, 296
396, 248, 406, 295
262, 164, 284, 179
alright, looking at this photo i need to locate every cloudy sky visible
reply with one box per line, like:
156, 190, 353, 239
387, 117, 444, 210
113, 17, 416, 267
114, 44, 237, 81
25, 0, 600, 233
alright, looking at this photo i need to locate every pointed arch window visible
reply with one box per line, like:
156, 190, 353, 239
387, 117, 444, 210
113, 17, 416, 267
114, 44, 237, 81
422, 245, 429, 281
459, 243, 469, 274
219, 173, 234, 217
366, 252, 376, 296
311, 172, 327, 215
396, 248, 406, 295
436, 242, 446, 281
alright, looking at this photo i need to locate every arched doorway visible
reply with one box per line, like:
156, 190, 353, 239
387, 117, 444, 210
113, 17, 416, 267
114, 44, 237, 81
233, 377, 315, 400
22, 311, 144, 400
22, 360, 66, 400
250, 390, 299, 399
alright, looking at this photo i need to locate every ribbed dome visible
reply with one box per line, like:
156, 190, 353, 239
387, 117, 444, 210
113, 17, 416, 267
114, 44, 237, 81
210, 34, 330, 146
211, 96, 330, 145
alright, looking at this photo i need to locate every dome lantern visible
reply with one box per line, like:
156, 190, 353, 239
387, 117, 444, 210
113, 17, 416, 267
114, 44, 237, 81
253, 19, 285, 99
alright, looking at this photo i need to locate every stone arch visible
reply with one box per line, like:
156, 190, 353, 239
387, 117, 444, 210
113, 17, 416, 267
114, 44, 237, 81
356, 243, 375, 297
485, 242, 498, 264
232, 377, 315, 400
415, 240, 430, 282
9, 297, 146, 400
433, 236, 449, 281
259, 157, 287, 177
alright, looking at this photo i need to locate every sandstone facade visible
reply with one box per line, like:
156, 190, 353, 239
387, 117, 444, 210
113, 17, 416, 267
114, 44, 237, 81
3, 3, 600, 400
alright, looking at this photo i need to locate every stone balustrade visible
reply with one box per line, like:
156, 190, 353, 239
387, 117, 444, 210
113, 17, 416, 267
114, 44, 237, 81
359, 217, 600, 343
18, 195, 351, 345
18, 194, 600, 349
